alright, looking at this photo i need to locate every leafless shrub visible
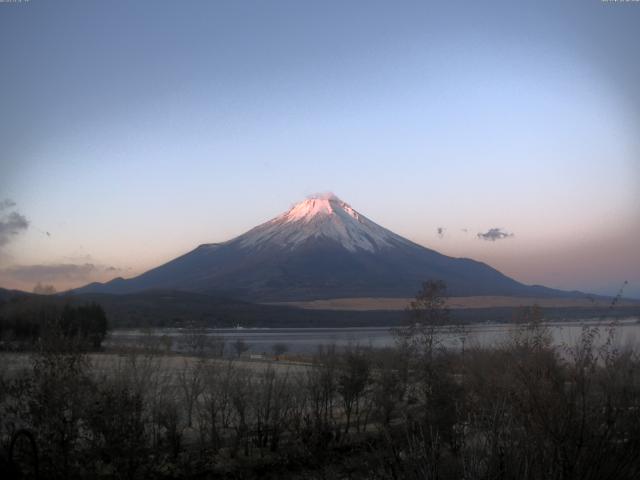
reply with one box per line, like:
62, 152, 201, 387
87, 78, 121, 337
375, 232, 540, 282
2, 293, 640, 479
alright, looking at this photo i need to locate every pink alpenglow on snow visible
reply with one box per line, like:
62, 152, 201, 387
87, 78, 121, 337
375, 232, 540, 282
238, 194, 412, 252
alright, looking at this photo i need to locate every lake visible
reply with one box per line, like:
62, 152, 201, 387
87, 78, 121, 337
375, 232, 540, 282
107, 317, 640, 355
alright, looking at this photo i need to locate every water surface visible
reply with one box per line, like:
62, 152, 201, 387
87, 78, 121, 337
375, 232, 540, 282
107, 317, 640, 355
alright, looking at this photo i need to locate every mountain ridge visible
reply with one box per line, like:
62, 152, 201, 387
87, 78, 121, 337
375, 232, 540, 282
71, 194, 584, 301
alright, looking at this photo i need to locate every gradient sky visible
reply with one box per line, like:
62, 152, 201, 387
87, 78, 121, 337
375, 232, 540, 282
1, 0, 639, 297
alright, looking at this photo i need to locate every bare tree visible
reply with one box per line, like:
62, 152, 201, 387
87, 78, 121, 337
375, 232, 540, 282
229, 367, 253, 458
181, 329, 208, 356
198, 360, 235, 452
396, 280, 449, 358
177, 358, 205, 427
232, 339, 250, 358
306, 345, 339, 445
337, 347, 370, 435
272, 342, 288, 360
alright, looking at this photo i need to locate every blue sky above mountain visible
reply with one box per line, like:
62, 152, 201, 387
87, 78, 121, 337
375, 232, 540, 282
0, 1, 638, 297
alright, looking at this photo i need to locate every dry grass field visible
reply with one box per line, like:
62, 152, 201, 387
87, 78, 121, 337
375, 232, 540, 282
0, 351, 311, 380
267, 295, 640, 311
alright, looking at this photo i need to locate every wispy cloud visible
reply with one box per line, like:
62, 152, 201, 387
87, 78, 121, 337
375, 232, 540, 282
477, 228, 514, 241
33, 282, 57, 295
1, 262, 124, 285
307, 192, 339, 201
2, 263, 98, 283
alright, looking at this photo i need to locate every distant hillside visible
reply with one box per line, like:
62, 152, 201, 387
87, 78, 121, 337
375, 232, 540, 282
0, 287, 35, 303
64, 290, 407, 328
1, 288, 638, 329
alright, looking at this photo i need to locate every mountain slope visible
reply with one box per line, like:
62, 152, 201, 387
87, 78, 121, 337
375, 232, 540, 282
72, 194, 574, 301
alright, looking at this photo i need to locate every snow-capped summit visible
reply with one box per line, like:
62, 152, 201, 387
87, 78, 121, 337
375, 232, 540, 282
282, 194, 353, 223
237, 193, 409, 252
72, 194, 568, 301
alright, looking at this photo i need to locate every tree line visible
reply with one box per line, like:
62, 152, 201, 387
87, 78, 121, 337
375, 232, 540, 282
0, 297, 108, 351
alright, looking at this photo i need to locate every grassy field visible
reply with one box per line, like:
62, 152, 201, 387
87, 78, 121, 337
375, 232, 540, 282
0, 351, 311, 380
267, 295, 640, 311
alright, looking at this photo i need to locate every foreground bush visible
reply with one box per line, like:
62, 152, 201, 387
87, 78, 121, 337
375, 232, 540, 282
1, 320, 639, 479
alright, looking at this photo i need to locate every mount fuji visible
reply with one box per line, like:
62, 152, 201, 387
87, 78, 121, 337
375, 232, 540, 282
73, 194, 570, 301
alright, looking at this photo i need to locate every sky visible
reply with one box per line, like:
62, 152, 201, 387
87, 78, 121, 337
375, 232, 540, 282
0, 0, 639, 298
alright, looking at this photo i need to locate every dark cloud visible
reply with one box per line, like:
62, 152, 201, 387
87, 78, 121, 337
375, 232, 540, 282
0, 199, 17, 210
0, 203, 29, 246
477, 228, 514, 241
33, 227, 51, 238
